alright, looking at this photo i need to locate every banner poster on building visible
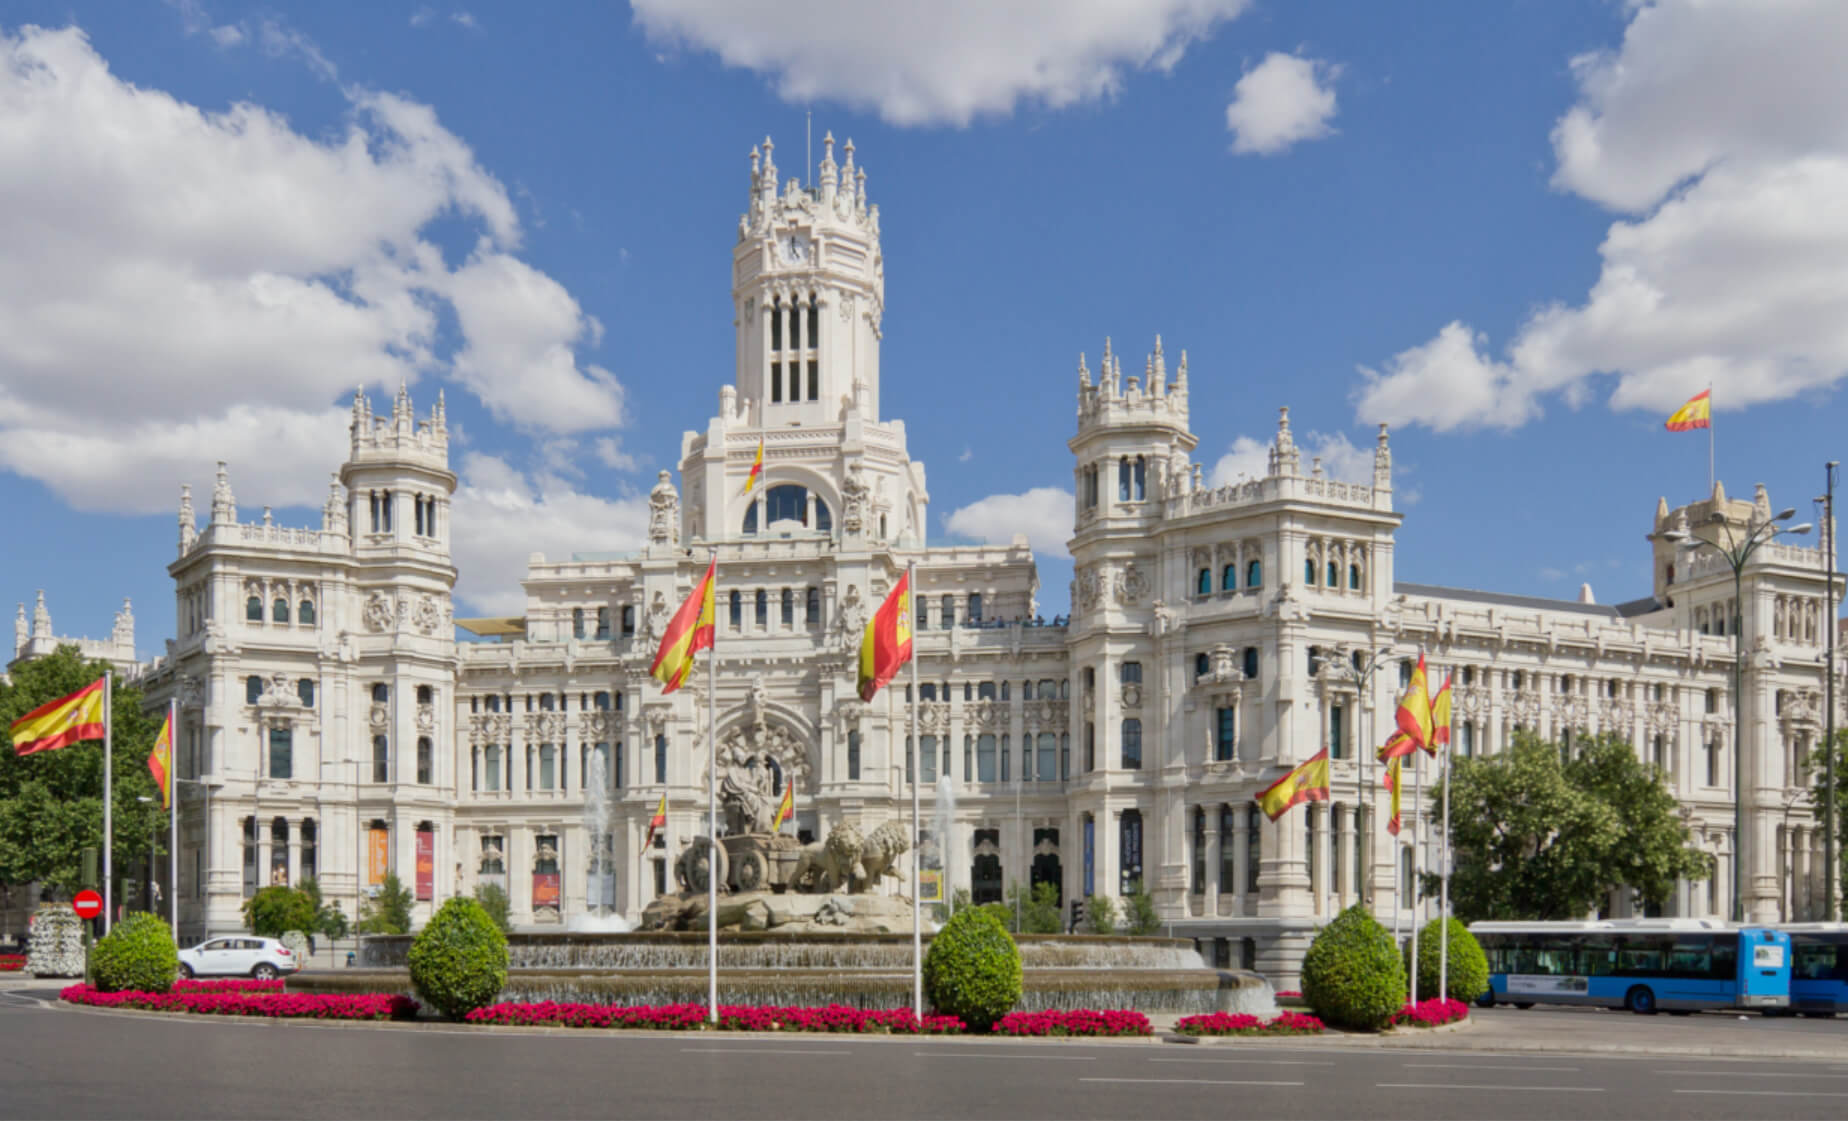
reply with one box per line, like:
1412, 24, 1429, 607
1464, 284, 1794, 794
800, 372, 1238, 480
367, 826, 390, 888
415, 829, 434, 901
1083, 818, 1095, 897
532, 872, 561, 910
917, 868, 943, 904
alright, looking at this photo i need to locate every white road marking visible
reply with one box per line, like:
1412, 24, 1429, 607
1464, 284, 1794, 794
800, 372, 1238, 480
1375, 1083, 1603, 1092
1404, 1063, 1581, 1072
1081, 1078, 1304, 1087
1655, 1070, 1848, 1079
680, 1047, 853, 1055
915, 1052, 1091, 1061
1150, 1058, 1335, 1066
1676, 1089, 1848, 1098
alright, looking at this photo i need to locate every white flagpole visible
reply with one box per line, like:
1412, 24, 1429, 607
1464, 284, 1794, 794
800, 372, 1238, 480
103, 670, 114, 934
169, 698, 179, 936
1707, 382, 1715, 494
909, 561, 923, 1021
1439, 669, 1452, 1004
706, 548, 720, 1024
1408, 746, 1420, 1006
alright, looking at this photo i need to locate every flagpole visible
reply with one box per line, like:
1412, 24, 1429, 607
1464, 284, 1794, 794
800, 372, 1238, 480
908, 559, 922, 1021
1439, 669, 1451, 1005
169, 698, 179, 936
706, 547, 719, 1025
103, 670, 114, 934
1408, 747, 1420, 1006
1707, 382, 1715, 494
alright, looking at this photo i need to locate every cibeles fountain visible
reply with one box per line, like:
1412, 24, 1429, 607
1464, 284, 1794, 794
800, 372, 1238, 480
323, 715, 1273, 1015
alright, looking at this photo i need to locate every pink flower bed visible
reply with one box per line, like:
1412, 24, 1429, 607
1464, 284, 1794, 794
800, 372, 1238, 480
175, 979, 286, 993
1274, 990, 1302, 999
1174, 1010, 1326, 1036
61, 984, 416, 1021
0, 954, 25, 972
992, 1009, 1152, 1037
463, 1001, 966, 1034
1390, 998, 1469, 1029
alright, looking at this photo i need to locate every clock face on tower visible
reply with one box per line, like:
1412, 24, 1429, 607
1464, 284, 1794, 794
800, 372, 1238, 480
780, 233, 809, 265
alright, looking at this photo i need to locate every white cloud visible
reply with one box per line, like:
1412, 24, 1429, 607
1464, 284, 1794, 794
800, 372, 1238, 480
631, 0, 1250, 126
1225, 52, 1339, 155
1355, 0, 1848, 431
1539, 567, 1566, 582
594, 437, 636, 471
449, 453, 649, 615
957, 446, 973, 463
1209, 429, 1371, 486
0, 26, 626, 512
944, 487, 1072, 557
410, 7, 436, 27
452, 12, 478, 30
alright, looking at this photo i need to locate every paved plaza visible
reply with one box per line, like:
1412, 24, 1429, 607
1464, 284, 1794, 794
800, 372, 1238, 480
6, 982, 1847, 1120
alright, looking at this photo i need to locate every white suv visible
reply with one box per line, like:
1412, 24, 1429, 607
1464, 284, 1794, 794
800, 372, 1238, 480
177, 936, 300, 980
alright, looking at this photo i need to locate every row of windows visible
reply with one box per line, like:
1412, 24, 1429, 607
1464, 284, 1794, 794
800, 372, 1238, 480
1196, 562, 1264, 596
1304, 559, 1363, 590
743, 484, 832, 534
364, 490, 441, 537
1194, 648, 1262, 680
473, 736, 666, 793
257, 726, 431, 785
469, 691, 620, 714
240, 816, 317, 893
729, 587, 823, 628
245, 597, 316, 625
573, 607, 635, 641
916, 593, 985, 628
905, 678, 1068, 702
246, 679, 437, 709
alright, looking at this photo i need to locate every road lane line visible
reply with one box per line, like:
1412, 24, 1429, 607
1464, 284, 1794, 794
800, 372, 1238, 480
1404, 1063, 1581, 1072
914, 1052, 1090, 1061
1655, 1070, 1848, 1079
680, 1047, 853, 1055
1082, 1078, 1304, 1087
1150, 1058, 1335, 1066
1676, 1089, 1848, 1098
1376, 1083, 1602, 1093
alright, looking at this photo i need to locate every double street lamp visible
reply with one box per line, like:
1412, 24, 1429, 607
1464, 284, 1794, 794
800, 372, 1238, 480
1665, 507, 1810, 924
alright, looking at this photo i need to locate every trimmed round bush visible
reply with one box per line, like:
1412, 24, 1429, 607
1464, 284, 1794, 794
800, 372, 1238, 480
1404, 917, 1488, 1003
1300, 903, 1406, 1031
407, 897, 507, 1020
91, 913, 179, 994
923, 906, 1023, 1032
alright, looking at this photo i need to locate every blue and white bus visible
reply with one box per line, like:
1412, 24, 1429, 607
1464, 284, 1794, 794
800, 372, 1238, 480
1470, 920, 1791, 1014
1780, 923, 1848, 1017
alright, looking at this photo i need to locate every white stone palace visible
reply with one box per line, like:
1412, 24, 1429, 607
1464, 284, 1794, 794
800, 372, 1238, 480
132, 135, 1844, 983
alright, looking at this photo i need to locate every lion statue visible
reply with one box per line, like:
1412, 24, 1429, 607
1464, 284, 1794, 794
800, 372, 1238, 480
790, 820, 911, 894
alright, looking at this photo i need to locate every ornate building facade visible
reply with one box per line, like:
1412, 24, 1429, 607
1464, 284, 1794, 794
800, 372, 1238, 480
138, 135, 1843, 984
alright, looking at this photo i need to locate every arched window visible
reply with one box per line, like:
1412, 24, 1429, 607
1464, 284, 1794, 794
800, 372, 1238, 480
781, 588, 795, 626
1222, 564, 1237, 591
245, 675, 262, 705
654, 734, 668, 783
743, 504, 758, 535
1305, 559, 1317, 586
1196, 568, 1212, 596
416, 685, 434, 706
269, 598, 287, 623
1194, 653, 1209, 679
916, 599, 929, 630
765, 484, 811, 527
1243, 647, 1259, 680
754, 589, 768, 626
372, 683, 389, 704
372, 734, 390, 783
621, 605, 635, 636
416, 737, 433, 785
1132, 456, 1146, 501
1326, 561, 1339, 587
539, 693, 556, 712
595, 607, 610, 639
1246, 560, 1262, 589
1118, 458, 1131, 502
296, 599, 316, 627
1121, 718, 1143, 770
729, 590, 742, 628
1348, 564, 1361, 590
297, 678, 315, 707
815, 499, 832, 534
806, 587, 821, 626
246, 596, 262, 621
484, 695, 501, 713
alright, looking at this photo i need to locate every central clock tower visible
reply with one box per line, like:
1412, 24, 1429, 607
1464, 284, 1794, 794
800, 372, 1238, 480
732, 134, 886, 426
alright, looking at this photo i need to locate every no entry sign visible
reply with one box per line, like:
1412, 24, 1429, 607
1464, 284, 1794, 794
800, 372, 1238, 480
72, 890, 102, 920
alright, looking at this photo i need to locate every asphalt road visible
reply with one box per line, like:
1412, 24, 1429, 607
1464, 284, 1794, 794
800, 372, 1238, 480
6, 987, 1848, 1121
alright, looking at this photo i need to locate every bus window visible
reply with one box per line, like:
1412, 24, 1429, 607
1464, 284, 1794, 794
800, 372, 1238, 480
1709, 936, 1736, 981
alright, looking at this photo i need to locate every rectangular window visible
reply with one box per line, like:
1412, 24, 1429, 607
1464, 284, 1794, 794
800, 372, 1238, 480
372, 734, 389, 784
416, 737, 432, 785
1084, 722, 1096, 771
1037, 732, 1056, 784
655, 734, 668, 784
1329, 703, 1345, 760
977, 734, 996, 782
1000, 734, 1010, 783
1122, 718, 1143, 770
539, 745, 556, 791
770, 362, 782, 403
920, 735, 938, 783
807, 361, 818, 402
595, 607, 611, 639
1215, 707, 1235, 761
781, 589, 795, 626
1120, 661, 1143, 685
267, 727, 292, 780
484, 745, 502, 792
847, 730, 861, 781
968, 593, 983, 623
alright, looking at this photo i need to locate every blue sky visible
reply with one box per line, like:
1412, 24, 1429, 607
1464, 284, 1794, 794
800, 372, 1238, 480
1, 0, 1843, 654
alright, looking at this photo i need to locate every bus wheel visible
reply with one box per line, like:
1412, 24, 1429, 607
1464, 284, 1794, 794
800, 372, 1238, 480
1624, 986, 1657, 1015
1476, 991, 1494, 1009
1513, 1002, 1535, 1010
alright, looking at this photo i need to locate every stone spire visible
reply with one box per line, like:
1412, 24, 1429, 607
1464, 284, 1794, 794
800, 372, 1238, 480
13, 602, 25, 660
1176, 350, 1189, 395
432, 388, 447, 434
1150, 336, 1166, 398
393, 380, 413, 433
819, 131, 838, 201
1752, 482, 1773, 525
1268, 407, 1301, 477
32, 590, 50, 639
1100, 337, 1117, 397
840, 138, 857, 208
760, 136, 778, 211
112, 598, 134, 649
323, 474, 348, 534
177, 483, 197, 554
1077, 352, 1091, 391
1655, 495, 1670, 528
210, 461, 236, 525
1373, 423, 1393, 490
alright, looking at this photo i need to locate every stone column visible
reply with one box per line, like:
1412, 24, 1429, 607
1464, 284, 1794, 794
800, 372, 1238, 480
1796, 827, 1813, 920
1336, 804, 1355, 906
1778, 825, 1792, 920
1232, 804, 1250, 916
1203, 807, 1222, 918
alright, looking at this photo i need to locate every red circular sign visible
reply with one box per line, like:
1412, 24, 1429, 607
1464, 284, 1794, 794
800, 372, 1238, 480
72, 890, 102, 920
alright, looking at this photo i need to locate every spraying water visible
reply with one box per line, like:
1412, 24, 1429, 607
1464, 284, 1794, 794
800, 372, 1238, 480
934, 774, 956, 912
571, 746, 632, 932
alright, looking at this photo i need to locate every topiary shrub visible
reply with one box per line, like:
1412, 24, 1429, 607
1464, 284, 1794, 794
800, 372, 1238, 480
1300, 904, 1405, 1031
91, 913, 179, 994
1404, 917, 1489, 1003
923, 905, 1023, 1032
243, 886, 316, 938
407, 897, 507, 1020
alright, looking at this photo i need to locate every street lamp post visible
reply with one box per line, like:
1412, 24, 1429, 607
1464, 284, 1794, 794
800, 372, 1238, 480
135, 796, 157, 916
1820, 463, 1839, 922
1668, 508, 1811, 924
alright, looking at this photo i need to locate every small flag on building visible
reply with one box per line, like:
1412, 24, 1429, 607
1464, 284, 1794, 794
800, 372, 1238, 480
10, 677, 106, 756
1385, 756, 1404, 836
772, 782, 794, 833
148, 712, 173, 811
1395, 653, 1433, 749
649, 560, 717, 694
1429, 673, 1453, 754
1254, 748, 1329, 822
645, 792, 668, 849
742, 436, 765, 494
1665, 389, 1711, 432
857, 571, 914, 702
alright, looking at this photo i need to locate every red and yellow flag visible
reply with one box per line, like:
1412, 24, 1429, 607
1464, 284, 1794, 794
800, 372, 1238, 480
772, 782, 794, 833
1395, 653, 1433, 750
649, 559, 717, 694
1665, 388, 1711, 432
1385, 756, 1404, 836
10, 677, 106, 756
1428, 673, 1453, 755
742, 436, 765, 495
857, 571, 914, 702
1377, 730, 1418, 764
645, 792, 667, 848
1254, 748, 1330, 822
148, 711, 173, 811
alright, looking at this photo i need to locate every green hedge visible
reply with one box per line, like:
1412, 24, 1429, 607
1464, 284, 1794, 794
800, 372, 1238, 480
923, 906, 1023, 1032
407, 897, 508, 1020
1404, 917, 1489, 1002
91, 913, 179, 994
1300, 904, 1405, 1031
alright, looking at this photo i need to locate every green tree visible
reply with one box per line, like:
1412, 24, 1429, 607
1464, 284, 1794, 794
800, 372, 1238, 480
299, 878, 350, 939
243, 885, 316, 938
473, 882, 512, 934
1123, 881, 1162, 934
0, 646, 166, 896
1427, 732, 1711, 921
1082, 893, 1118, 934
1806, 728, 1848, 903
357, 872, 416, 934
1022, 881, 1062, 934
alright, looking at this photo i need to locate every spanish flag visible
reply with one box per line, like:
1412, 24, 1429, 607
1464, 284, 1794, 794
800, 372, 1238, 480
772, 782, 794, 833
1385, 756, 1403, 836
1254, 748, 1330, 822
148, 712, 173, 811
649, 559, 717, 694
1428, 673, 1453, 756
1665, 389, 1711, 432
857, 571, 913, 702
1395, 653, 1433, 750
742, 436, 765, 495
645, 792, 667, 848
10, 677, 106, 756
1377, 729, 1418, 764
